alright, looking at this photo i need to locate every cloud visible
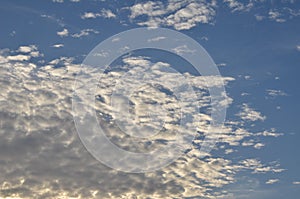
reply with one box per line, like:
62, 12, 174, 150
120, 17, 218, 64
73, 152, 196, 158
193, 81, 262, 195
293, 181, 300, 185
71, 29, 99, 38
296, 45, 300, 51
100, 8, 116, 18
81, 9, 116, 19
0, 49, 284, 198
266, 89, 287, 98
266, 179, 279, 184
7, 54, 31, 61
18, 45, 37, 53
237, 103, 266, 122
217, 63, 227, 67
57, 28, 69, 37
268, 10, 286, 22
51, 44, 64, 48
129, 0, 216, 30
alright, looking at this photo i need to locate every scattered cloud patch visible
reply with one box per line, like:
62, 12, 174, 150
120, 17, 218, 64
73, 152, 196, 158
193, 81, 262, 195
81, 9, 116, 19
224, 0, 254, 12
129, 0, 216, 30
217, 63, 227, 67
237, 104, 266, 122
266, 89, 287, 98
57, 28, 69, 37
51, 44, 64, 48
71, 29, 99, 38
0, 48, 285, 198
266, 179, 279, 184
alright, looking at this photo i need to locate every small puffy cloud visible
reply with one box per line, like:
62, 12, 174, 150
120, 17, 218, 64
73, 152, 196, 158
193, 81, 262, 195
237, 104, 266, 122
266, 179, 279, 184
18, 45, 37, 53
7, 54, 31, 61
81, 12, 98, 19
52, 0, 64, 2
268, 10, 286, 22
81, 9, 116, 19
100, 8, 116, 18
71, 29, 99, 38
296, 45, 300, 51
253, 143, 265, 149
293, 181, 300, 185
224, 0, 254, 12
57, 28, 69, 37
51, 44, 64, 48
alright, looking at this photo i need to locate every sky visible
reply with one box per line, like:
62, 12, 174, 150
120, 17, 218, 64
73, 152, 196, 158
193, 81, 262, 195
0, 0, 300, 198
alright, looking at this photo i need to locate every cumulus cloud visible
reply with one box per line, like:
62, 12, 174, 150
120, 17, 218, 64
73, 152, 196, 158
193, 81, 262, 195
223, 0, 254, 12
129, 0, 216, 30
18, 45, 37, 53
0, 49, 284, 198
57, 28, 69, 37
81, 9, 116, 19
237, 103, 266, 122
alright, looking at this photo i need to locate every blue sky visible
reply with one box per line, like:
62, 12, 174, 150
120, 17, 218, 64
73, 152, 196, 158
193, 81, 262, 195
0, 0, 300, 198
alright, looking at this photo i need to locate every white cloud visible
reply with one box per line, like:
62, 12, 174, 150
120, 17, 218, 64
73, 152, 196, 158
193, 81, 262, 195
293, 181, 300, 185
100, 8, 116, 18
81, 12, 98, 19
147, 36, 166, 42
256, 130, 283, 137
237, 103, 266, 122
266, 179, 279, 184
253, 143, 265, 149
51, 44, 64, 48
129, 0, 216, 30
0, 50, 284, 198
224, 0, 254, 12
57, 28, 69, 37
269, 10, 286, 22
296, 45, 300, 51
217, 63, 227, 67
18, 45, 37, 53
53, 0, 64, 2
7, 54, 31, 61
71, 29, 99, 38
266, 89, 287, 97
81, 9, 116, 19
